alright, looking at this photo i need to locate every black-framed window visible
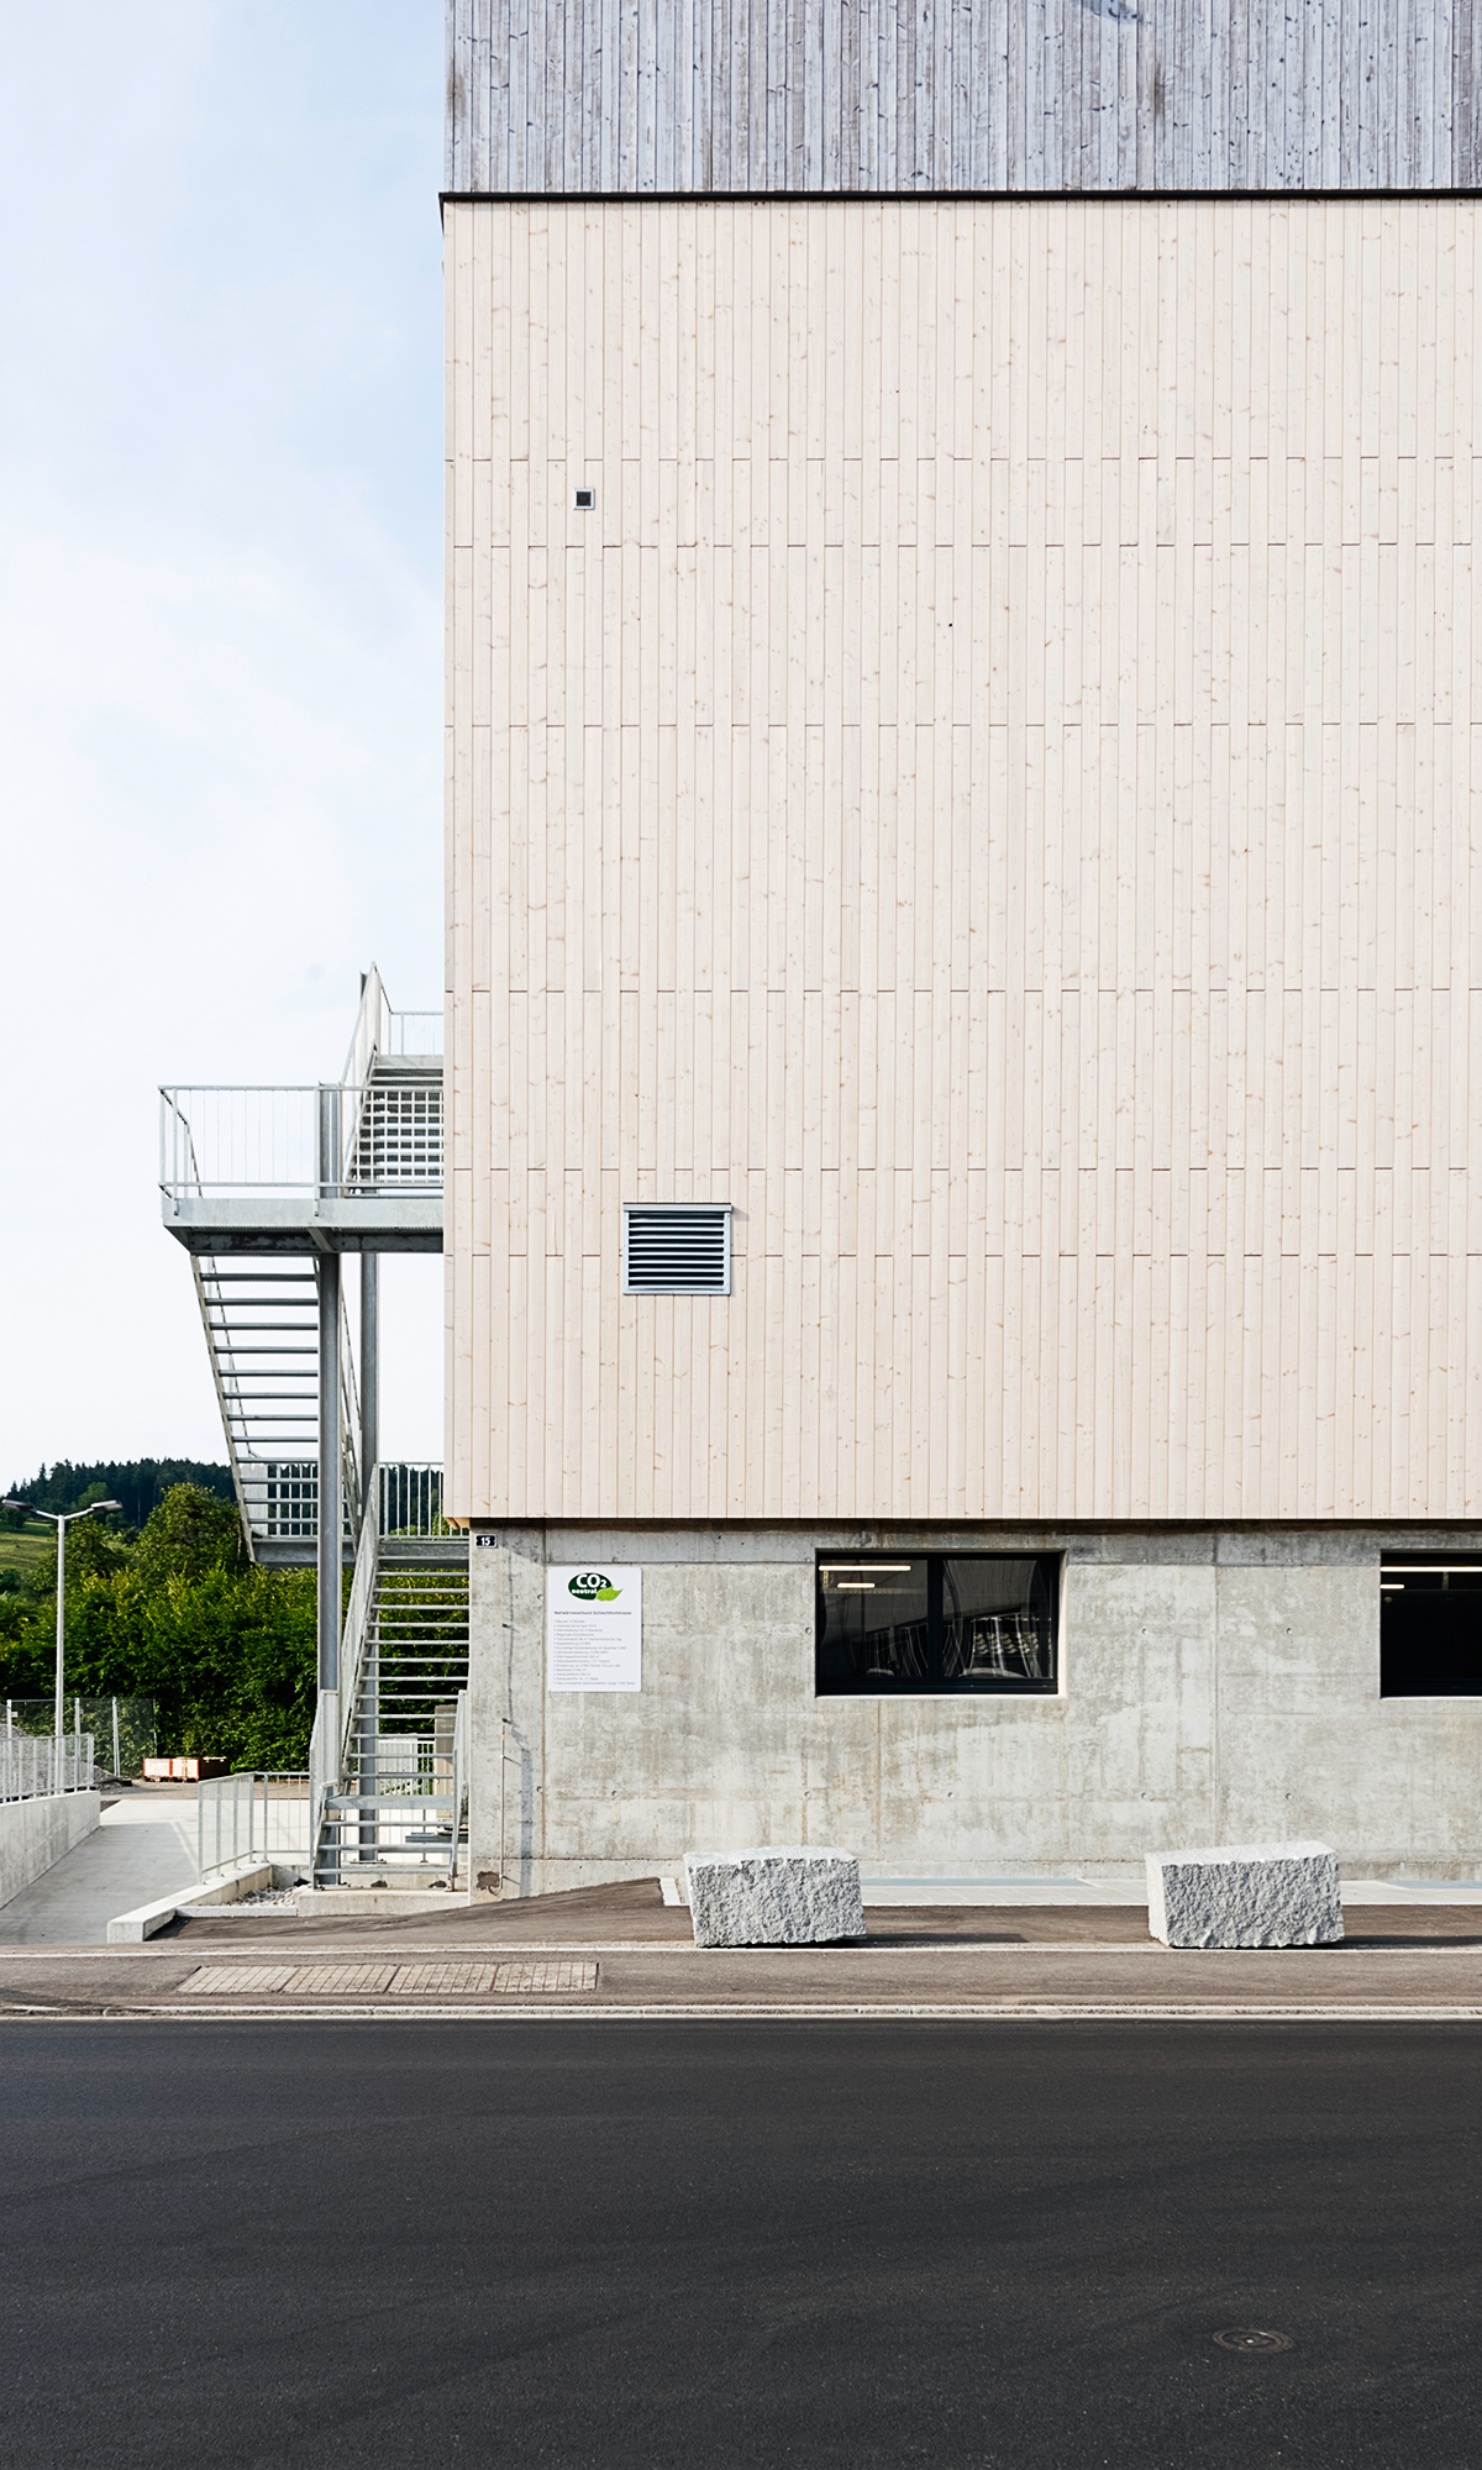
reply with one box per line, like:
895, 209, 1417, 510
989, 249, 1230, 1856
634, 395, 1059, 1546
816, 1554, 1060, 1695
1380, 1557, 1482, 1697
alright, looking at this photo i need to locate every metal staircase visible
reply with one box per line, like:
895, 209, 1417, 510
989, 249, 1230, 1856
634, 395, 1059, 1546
162, 970, 445, 1567
346, 1062, 444, 1190
311, 1480, 470, 1888
193, 1258, 360, 1554
162, 969, 470, 1900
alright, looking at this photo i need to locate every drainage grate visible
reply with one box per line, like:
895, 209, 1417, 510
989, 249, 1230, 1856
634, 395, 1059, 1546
388, 1964, 497, 1995
179, 1960, 599, 1997
1212, 2330, 1295, 2355
183, 1965, 298, 1995
490, 1960, 598, 1994
290, 1964, 404, 1995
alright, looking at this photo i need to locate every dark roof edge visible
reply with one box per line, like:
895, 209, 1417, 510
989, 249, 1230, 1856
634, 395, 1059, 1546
441, 187, 1482, 207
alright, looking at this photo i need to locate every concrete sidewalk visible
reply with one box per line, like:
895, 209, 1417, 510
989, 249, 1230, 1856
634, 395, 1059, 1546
4, 1936, 1482, 2020
0, 1789, 197, 1946
4, 1877, 1482, 2017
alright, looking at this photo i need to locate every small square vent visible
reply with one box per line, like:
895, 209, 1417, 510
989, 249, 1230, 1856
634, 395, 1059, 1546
622, 1204, 732, 1295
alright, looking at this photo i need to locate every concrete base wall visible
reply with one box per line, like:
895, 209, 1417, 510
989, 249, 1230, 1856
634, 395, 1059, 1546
0, 1792, 101, 1909
466, 1527, 1482, 1897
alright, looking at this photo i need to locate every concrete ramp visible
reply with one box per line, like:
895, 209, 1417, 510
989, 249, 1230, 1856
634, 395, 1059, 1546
0, 1789, 197, 1945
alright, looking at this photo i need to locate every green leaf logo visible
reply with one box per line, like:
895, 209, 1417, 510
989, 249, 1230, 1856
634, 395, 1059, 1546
569, 1570, 621, 1603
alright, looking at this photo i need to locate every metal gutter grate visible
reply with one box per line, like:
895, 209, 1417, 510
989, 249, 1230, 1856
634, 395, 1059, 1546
179, 1961, 599, 1996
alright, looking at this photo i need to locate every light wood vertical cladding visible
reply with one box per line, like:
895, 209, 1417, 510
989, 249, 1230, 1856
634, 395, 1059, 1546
446, 0, 1482, 196
447, 197, 1482, 1523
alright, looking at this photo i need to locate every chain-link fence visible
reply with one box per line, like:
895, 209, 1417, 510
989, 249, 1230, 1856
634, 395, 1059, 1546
0, 1732, 95, 1801
2, 1698, 157, 1781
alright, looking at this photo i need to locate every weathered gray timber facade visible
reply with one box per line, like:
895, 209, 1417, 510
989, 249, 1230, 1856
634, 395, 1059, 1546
447, 0, 1482, 196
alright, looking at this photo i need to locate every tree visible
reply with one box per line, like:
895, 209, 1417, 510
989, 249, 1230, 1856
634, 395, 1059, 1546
0, 1484, 315, 1767
1, 1460, 235, 1531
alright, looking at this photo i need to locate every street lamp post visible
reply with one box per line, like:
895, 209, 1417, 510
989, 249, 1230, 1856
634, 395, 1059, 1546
1, 1499, 121, 1757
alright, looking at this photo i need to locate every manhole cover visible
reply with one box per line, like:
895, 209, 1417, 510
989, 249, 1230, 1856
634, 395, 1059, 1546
1213, 2329, 1295, 2356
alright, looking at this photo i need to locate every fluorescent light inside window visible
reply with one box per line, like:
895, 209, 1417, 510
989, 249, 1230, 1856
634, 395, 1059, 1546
1381, 1566, 1482, 1575
836, 1582, 875, 1590
820, 1563, 914, 1573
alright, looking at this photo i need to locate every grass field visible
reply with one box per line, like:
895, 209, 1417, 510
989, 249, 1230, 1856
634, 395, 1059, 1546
0, 1527, 48, 1579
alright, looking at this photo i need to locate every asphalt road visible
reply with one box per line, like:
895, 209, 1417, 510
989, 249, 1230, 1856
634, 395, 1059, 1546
1, 2022, 1478, 2469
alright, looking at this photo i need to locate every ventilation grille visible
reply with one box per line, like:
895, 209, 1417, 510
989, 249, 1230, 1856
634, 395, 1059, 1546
623, 1204, 732, 1295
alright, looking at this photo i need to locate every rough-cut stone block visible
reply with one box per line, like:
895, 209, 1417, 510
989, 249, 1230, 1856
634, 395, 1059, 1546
684, 1847, 866, 1948
1147, 1841, 1344, 1948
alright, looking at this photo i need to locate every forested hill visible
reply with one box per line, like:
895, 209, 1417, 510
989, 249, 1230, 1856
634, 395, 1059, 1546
3, 1461, 235, 1528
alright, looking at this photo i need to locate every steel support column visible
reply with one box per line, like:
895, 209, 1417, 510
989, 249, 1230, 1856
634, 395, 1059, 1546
358, 1252, 380, 1835
316, 1253, 342, 1705
359, 1253, 379, 1499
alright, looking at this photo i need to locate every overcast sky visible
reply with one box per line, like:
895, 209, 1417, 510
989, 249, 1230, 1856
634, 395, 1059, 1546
0, 0, 446, 1481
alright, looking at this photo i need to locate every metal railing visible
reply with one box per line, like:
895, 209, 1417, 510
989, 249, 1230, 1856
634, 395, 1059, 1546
159, 1080, 443, 1203
339, 970, 441, 1080
308, 1481, 380, 1875
0, 1732, 96, 1802
450, 1689, 469, 1881
308, 1696, 331, 1870
5, 1698, 155, 1779
387, 1011, 443, 1056
338, 1482, 382, 1780
378, 1463, 452, 1538
161, 1086, 317, 1198
198, 1772, 313, 1881
235, 1457, 441, 1547
337, 1074, 442, 1196
342, 967, 390, 1095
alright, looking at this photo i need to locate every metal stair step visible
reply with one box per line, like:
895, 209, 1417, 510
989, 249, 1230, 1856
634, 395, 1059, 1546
326, 1795, 455, 1814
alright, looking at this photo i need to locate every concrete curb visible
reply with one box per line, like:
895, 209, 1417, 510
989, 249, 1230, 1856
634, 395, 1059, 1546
294, 1887, 471, 1915
8, 2002, 1482, 2025
106, 1859, 279, 1943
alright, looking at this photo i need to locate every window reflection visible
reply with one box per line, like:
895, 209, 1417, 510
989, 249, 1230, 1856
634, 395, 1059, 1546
1380, 1559, 1482, 1696
941, 1557, 1054, 1683
816, 1554, 1060, 1694
817, 1561, 930, 1686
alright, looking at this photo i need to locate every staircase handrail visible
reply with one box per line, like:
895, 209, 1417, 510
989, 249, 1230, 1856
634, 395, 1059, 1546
338, 1289, 362, 1536
341, 966, 391, 1093
337, 1473, 381, 1777
191, 1253, 259, 1557
159, 1090, 206, 1200
308, 1696, 330, 1854
450, 1688, 469, 1888
310, 1472, 379, 1880
332, 966, 391, 1215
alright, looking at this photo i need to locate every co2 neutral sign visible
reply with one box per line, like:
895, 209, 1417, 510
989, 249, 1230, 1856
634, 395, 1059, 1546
546, 1566, 643, 1692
